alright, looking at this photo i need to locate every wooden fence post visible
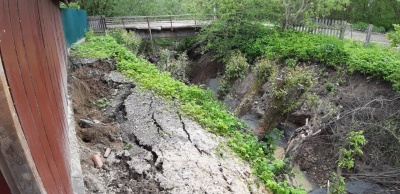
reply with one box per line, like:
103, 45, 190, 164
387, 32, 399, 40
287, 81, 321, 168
121, 18, 125, 28
365, 24, 373, 45
339, 21, 345, 40
146, 17, 154, 52
102, 16, 107, 33
170, 16, 173, 31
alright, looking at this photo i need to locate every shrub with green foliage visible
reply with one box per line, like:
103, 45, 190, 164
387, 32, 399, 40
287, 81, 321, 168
250, 30, 349, 66
345, 41, 400, 90
373, 26, 386, 33
60, 2, 80, 9
107, 29, 141, 54
241, 27, 400, 92
388, 24, 400, 47
253, 58, 277, 83
271, 66, 316, 113
352, 22, 369, 32
71, 34, 305, 193
225, 51, 250, 80
352, 22, 386, 33
157, 49, 189, 83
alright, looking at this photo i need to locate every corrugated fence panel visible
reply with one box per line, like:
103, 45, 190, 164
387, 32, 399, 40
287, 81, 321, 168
61, 8, 88, 47
0, 0, 72, 193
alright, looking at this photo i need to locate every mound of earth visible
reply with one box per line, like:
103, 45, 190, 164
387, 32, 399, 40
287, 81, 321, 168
69, 59, 269, 194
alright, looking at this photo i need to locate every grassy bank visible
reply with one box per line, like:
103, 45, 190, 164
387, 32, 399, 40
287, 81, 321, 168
241, 28, 400, 91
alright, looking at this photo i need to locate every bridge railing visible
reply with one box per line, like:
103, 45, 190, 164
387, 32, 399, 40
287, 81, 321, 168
88, 14, 214, 33
105, 14, 214, 30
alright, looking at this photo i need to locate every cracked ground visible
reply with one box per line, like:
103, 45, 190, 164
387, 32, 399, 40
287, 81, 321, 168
70, 59, 269, 194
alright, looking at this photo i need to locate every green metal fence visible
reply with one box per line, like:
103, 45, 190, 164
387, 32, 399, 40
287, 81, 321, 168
61, 8, 88, 48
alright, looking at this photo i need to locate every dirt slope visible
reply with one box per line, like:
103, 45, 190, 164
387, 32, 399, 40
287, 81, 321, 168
70, 59, 269, 194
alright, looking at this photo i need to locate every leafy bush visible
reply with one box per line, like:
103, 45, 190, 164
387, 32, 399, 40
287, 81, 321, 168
345, 41, 400, 90
352, 22, 369, 32
338, 130, 367, 170
239, 26, 400, 92
247, 30, 349, 66
107, 29, 141, 54
157, 49, 189, 83
253, 58, 277, 83
71, 34, 305, 193
388, 24, 400, 47
225, 51, 250, 80
325, 82, 334, 93
373, 26, 386, 33
107, 29, 125, 44
353, 22, 386, 33
271, 66, 315, 113
60, 2, 80, 9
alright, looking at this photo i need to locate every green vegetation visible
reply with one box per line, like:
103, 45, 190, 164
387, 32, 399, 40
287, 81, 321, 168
332, 131, 366, 194
107, 29, 141, 55
280, 0, 350, 30
157, 49, 189, 83
77, 0, 196, 16
71, 33, 305, 193
224, 51, 250, 80
60, 2, 81, 9
270, 66, 315, 113
325, 82, 335, 93
330, 0, 400, 31
339, 131, 367, 170
95, 98, 109, 108
352, 22, 386, 33
253, 59, 277, 83
244, 29, 349, 66
238, 28, 400, 91
388, 24, 400, 47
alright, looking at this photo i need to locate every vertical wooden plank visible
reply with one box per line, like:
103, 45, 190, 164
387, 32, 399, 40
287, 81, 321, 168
1, 0, 73, 193
51, 1, 72, 181
333, 20, 338, 37
317, 19, 321, 34
9, 0, 65, 193
0, 53, 46, 194
38, 0, 72, 192
339, 21, 345, 39
335, 20, 340, 37
0, 1, 61, 193
324, 19, 328, 35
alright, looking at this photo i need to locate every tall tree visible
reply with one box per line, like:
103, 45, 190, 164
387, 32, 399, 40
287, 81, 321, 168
280, 0, 350, 30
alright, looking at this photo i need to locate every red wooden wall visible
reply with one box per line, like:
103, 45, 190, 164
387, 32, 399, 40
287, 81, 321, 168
0, 173, 10, 194
0, 0, 72, 193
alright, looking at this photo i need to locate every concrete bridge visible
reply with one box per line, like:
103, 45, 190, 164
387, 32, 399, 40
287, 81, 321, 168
88, 14, 212, 38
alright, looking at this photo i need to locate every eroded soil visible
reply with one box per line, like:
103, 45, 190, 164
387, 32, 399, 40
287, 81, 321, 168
70, 59, 269, 194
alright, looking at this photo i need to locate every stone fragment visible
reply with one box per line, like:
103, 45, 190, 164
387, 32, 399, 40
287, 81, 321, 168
104, 148, 111, 158
78, 119, 95, 128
